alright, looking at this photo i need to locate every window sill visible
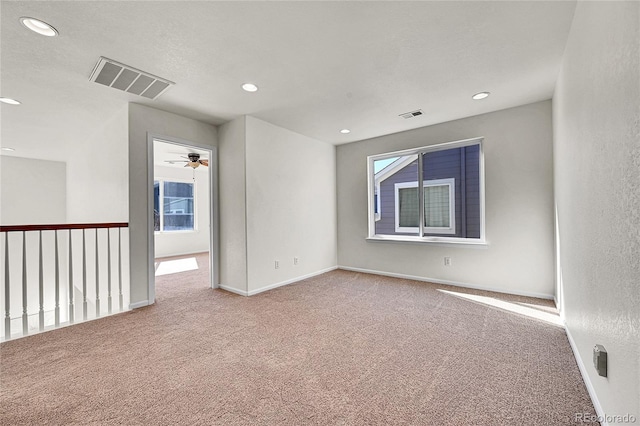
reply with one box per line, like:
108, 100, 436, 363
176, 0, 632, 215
366, 235, 488, 247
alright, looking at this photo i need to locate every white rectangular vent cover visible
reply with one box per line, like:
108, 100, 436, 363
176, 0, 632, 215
89, 57, 174, 99
399, 109, 424, 119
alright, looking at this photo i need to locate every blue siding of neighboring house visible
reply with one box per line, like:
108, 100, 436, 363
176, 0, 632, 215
375, 145, 480, 238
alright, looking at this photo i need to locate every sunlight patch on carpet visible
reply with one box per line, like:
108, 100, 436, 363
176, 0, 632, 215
438, 289, 563, 326
155, 257, 198, 276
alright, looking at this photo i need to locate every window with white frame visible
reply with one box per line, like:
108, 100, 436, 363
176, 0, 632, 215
154, 180, 195, 232
368, 137, 484, 243
395, 178, 455, 234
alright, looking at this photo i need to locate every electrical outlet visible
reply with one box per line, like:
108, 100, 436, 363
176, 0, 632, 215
593, 344, 607, 377
294, 257, 299, 265
275, 260, 279, 269
444, 257, 452, 266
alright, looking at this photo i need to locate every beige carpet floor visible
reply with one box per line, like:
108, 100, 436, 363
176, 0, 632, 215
1, 253, 597, 425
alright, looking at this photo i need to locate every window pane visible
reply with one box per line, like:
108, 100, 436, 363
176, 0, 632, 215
424, 185, 450, 227
421, 144, 480, 238
163, 182, 194, 231
399, 187, 419, 227
463, 144, 481, 239
153, 181, 160, 231
373, 155, 419, 236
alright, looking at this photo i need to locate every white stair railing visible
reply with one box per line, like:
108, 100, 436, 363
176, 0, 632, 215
0, 222, 129, 341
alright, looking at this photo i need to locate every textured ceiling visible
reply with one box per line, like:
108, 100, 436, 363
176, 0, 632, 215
1, 1, 576, 159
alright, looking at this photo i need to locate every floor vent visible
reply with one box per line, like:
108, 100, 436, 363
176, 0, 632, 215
89, 57, 175, 100
399, 109, 424, 119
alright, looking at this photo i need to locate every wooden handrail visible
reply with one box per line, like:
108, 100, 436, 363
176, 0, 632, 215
0, 223, 128, 232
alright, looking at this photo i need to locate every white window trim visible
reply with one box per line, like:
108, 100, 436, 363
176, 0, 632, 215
394, 179, 455, 234
374, 182, 381, 221
154, 177, 197, 234
367, 136, 486, 244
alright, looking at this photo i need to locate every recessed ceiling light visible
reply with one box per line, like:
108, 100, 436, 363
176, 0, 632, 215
340, 129, 351, 134
20, 17, 58, 37
472, 92, 490, 100
0, 97, 21, 105
1, 147, 16, 152
242, 83, 258, 92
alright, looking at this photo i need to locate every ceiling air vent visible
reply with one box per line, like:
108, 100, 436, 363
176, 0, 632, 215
399, 109, 424, 119
89, 57, 175, 100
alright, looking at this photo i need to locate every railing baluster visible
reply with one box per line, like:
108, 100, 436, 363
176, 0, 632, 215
107, 229, 112, 314
55, 231, 60, 327
38, 231, 44, 331
95, 228, 100, 316
68, 229, 74, 324
4, 234, 10, 338
82, 229, 87, 321
21, 231, 28, 335
118, 227, 123, 311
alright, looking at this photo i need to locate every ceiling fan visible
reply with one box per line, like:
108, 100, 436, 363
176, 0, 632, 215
166, 153, 209, 169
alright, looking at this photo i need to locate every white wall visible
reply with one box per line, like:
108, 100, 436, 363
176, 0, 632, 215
217, 116, 337, 295
337, 101, 555, 298
245, 116, 337, 293
218, 116, 248, 293
66, 105, 129, 223
128, 104, 217, 306
0, 156, 66, 225
553, 1, 639, 422
153, 164, 210, 258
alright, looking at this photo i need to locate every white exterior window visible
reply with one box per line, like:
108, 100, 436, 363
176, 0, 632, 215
395, 179, 455, 234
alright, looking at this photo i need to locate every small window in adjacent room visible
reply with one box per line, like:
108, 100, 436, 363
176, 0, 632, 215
154, 180, 195, 232
368, 137, 485, 244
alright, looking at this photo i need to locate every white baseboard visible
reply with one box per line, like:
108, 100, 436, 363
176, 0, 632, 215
129, 300, 150, 309
2, 308, 131, 343
564, 324, 607, 425
247, 266, 338, 296
219, 266, 339, 297
337, 265, 555, 300
218, 285, 248, 297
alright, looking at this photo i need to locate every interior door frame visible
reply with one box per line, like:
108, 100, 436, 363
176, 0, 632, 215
146, 133, 219, 303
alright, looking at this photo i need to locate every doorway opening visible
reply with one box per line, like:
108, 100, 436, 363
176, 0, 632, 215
148, 136, 218, 301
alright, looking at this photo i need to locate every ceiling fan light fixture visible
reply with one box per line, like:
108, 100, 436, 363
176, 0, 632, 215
166, 152, 208, 168
20, 17, 58, 37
